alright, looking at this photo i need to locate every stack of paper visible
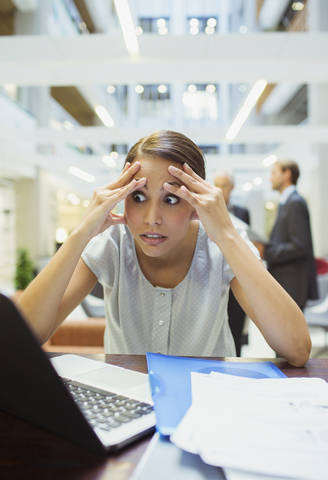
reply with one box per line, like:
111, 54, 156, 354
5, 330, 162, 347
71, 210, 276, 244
171, 372, 328, 480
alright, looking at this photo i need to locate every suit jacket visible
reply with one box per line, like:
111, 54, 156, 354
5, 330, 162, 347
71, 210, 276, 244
228, 204, 250, 355
230, 205, 250, 225
265, 190, 318, 310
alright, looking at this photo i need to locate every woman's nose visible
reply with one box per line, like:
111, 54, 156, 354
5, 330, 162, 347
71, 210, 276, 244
144, 202, 162, 225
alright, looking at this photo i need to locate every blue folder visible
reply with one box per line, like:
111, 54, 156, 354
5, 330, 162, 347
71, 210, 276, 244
146, 353, 286, 436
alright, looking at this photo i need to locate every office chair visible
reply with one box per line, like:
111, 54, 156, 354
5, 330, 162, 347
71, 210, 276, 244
305, 258, 328, 307
80, 282, 105, 317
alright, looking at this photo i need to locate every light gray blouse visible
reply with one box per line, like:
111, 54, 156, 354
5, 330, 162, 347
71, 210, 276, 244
82, 222, 258, 357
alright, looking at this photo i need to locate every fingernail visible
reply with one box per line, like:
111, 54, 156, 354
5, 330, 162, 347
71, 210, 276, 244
164, 182, 172, 188
184, 163, 191, 169
169, 165, 177, 172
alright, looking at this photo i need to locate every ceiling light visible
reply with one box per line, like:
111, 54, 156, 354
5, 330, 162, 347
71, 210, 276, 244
95, 106, 115, 127
226, 123, 242, 141
67, 193, 77, 202
113, 0, 139, 56
103, 155, 116, 168
262, 154, 277, 167
107, 85, 116, 93
207, 18, 217, 27
158, 85, 167, 94
244, 80, 268, 109
253, 177, 263, 186
66, 193, 81, 205
205, 26, 215, 35
63, 120, 74, 131
69, 166, 95, 183
190, 26, 199, 35
50, 119, 63, 131
158, 26, 168, 35
292, 2, 304, 11
135, 26, 143, 35
157, 18, 166, 28
56, 228, 68, 243
265, 201, 276, 211
206, 84, 216, 93
242, 183, 253, 192
110, 151, 119, 159
190, 18, 199, 27
226, 80, 267, 141
239, 25, 247, 34
135, 85, 144, 94
188, 84, 197, 93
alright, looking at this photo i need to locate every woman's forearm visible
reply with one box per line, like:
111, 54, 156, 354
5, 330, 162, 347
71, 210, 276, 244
217, 228, 311, 366
17, 227, 94, 343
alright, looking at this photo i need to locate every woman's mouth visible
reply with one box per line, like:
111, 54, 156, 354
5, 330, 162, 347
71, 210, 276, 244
140, 233, 167, 245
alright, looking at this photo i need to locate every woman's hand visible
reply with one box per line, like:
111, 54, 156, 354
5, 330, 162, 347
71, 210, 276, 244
164, 163, 234, 244
76, 161, 146, 239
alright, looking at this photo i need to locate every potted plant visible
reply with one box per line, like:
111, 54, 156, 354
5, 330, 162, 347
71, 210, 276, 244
14, 248, 34, 291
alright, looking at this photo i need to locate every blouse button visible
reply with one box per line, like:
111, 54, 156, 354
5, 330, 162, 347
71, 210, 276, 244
159, 320, 164, 326
160, 292, 165, 297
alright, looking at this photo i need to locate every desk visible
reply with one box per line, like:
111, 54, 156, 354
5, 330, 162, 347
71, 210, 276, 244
1, 355, 328, 480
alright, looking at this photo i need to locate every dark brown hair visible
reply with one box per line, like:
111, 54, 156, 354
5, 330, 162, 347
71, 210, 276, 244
124, 130, 206, 179
276, 160, 300, 185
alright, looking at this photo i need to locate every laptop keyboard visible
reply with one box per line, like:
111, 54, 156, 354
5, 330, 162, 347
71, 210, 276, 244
62, 379, 154, 432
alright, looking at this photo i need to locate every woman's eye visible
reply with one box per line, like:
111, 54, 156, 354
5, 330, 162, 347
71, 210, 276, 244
132, 192, 146, 203
165, 195, 179, 205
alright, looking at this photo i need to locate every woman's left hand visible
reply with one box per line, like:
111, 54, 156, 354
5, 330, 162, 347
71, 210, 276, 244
164, 163, 235, 244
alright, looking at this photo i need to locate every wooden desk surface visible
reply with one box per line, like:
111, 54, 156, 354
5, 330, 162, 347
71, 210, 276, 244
1, 355, 328, 480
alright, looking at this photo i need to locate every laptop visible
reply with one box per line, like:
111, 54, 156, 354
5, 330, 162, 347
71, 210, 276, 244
0, 293, 156, 455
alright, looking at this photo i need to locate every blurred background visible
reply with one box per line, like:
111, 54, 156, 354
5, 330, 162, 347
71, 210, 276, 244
0, 1, 327, 330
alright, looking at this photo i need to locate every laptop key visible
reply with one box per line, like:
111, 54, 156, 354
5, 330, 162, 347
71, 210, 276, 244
111, 395, 128, 401
113, 414, 133, 424
102, 410, 115, 417
120, 411, 142, 419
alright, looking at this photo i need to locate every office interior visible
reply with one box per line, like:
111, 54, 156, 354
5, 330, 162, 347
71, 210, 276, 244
1, 0, 328, 357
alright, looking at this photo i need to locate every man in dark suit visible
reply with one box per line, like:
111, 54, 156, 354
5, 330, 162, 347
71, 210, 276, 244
260, 160, 318, 311
214, 171, 250, 356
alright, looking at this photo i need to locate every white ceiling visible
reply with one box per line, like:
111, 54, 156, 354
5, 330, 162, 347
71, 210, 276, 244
0, 33, 328, 85
1, 125, 328, 146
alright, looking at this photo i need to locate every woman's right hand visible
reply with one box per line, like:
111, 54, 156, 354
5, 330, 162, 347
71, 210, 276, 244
76, 161, 146, 239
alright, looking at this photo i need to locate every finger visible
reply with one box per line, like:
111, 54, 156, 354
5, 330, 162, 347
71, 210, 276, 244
111, 177, 147, 201
168, 165, 207, 193
182, 163, 214, 188
163, 182, 199, 207
108, 212, 126, 225
122, 162, 131, 173
107, 161, 141, 189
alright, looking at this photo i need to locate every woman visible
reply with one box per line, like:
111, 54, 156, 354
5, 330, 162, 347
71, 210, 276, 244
18, 130, 311, 366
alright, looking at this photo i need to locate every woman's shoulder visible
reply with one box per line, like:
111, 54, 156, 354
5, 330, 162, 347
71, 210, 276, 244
84, 224, 133, 254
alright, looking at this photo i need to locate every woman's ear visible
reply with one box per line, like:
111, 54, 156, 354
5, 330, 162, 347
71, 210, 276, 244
190, 210, 199, 220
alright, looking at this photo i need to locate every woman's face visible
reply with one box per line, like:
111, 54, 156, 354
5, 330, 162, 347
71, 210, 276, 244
124, 156, 196, 259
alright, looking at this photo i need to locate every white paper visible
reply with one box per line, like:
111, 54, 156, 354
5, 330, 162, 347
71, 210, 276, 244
171, 372, 328, 480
